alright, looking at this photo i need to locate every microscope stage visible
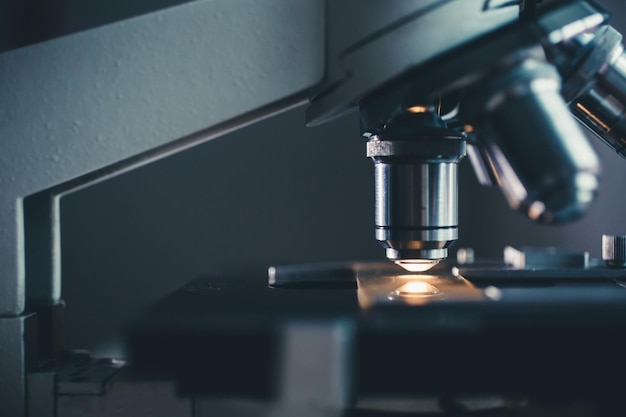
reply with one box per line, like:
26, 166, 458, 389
127, 260, 626, 407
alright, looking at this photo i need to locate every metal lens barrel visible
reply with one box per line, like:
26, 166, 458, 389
466, 58, 600, 223
366, 112, 465, 270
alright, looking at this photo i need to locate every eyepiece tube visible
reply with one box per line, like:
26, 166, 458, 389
366, 111, 466, 270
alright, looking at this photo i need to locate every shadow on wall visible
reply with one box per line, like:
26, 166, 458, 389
61, 106, 382, 353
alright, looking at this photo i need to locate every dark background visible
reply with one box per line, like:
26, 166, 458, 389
7, 0, 621, 354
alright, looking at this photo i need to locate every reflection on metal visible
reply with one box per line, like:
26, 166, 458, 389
602, 234, 626, 268
561, 25, 626, 157
546, 13, 605, 44
504, 246, 589, 269
484, 285, 503, 301
456, 248, 476, 265
395, 259, 439, 273
356, 263, 483, 308
575, 102, 612, 132
406, 105, 429, 113
527, 201, 546, 221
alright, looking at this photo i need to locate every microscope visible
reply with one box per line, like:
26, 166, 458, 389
311, 0, 625, 271
3, 0, 626, 416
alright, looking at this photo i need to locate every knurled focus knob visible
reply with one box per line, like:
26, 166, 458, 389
602, 234, 626, 268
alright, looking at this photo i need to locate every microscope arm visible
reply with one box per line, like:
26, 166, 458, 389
0, 0, 324, 315
0, 1, 323, 415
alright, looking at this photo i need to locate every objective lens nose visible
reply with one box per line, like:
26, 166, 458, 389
394, 259, 441, 273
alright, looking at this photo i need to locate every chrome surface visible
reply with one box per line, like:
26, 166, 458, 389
463, 56, 600, 223
503, 245, 589, 269
563, 26, 626, 157
367, 112, 465, 264
602, 234, 626, 267
373, 163, 458, 228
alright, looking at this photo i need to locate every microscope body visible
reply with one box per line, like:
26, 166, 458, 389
309, 0, 626, 269
3, 1, 626, 416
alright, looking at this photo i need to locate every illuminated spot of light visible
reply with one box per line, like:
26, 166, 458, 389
391, 281, 441, 297
407, 105, 429, 114
527, 201, 545, 221
484, 286, 502, 301
395, 259, 440, 272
